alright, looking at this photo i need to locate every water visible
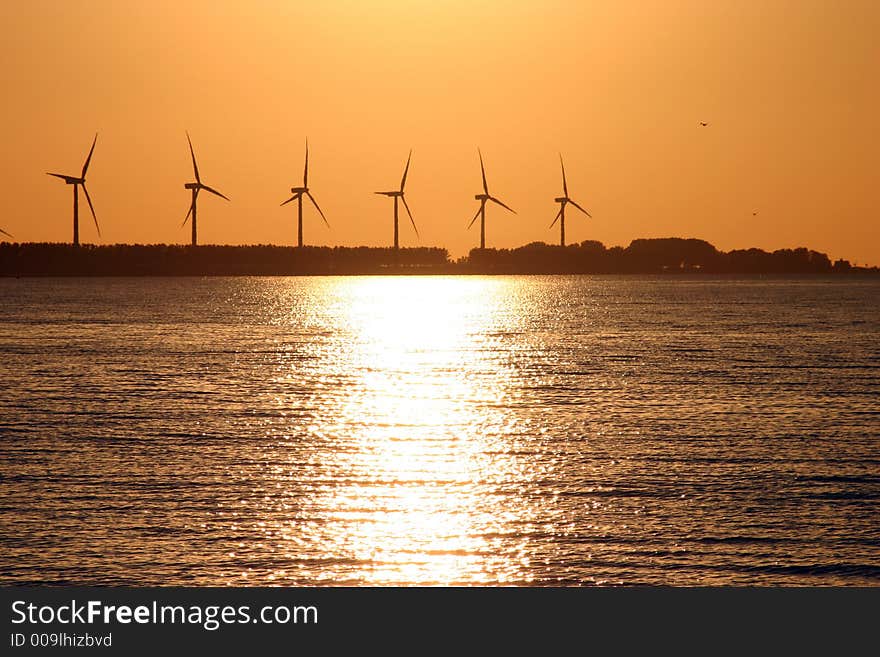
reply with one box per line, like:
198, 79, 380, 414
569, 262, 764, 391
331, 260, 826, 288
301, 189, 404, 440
1, 275, 878, 586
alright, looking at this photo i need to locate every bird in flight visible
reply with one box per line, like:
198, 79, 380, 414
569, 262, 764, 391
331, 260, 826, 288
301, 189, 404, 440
699, 121, 710, 127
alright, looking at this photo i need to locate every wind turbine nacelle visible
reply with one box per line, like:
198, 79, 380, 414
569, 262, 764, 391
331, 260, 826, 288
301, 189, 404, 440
554, 197, 568, 203
475, 194, 489, 201
290, 187, 307, 194
184, 182, 199, 190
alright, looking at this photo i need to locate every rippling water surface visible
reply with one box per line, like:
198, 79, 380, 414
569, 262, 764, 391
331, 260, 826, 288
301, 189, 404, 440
1, 275, 878, 585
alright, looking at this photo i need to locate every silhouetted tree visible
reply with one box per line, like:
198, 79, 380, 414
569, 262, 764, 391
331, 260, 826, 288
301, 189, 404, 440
1, 239, 870, 277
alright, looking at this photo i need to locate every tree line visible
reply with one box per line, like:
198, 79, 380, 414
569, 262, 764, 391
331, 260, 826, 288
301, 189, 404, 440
461, 238, 863, 274
0, 239, 872, 276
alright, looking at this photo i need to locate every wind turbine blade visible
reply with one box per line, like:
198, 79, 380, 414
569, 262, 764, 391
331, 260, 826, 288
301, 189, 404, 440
569, 199, 592, 218
81, 133, 98, 178
280, 194, 298, 206
47, 172, 69, 181
82, 184, 100, 236
401, 195, 418, 238
306, 191, 329, 227
303, 138, 309, 188
0, 228, 13, 238
399, 150, 412, 192
489, 196, 516, 214
559, 153, 568, 197
549, 207, 562, 228
479, 149, 488, 194
466, 204, 482, 230
200, 184, 230, 201
181, 190, 199, 227
186, 132, 201, 183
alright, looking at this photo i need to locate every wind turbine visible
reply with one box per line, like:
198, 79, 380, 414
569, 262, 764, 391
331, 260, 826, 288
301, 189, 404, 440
182, 132, 230, 246
280, 140, 329, 247
467, 149, 515, 249
375, 150, 418, 250
46, 133, 100, 246
550, 154, 591, 247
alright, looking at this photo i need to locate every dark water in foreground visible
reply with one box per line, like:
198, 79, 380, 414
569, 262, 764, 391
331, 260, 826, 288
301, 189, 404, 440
0, 275, 878, 585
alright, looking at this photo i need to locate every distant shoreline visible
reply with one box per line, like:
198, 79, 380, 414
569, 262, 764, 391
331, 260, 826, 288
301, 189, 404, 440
1, 239, 877, 277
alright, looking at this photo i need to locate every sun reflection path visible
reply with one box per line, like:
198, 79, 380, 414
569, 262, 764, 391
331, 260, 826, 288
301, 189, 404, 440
276, 276, 541, 585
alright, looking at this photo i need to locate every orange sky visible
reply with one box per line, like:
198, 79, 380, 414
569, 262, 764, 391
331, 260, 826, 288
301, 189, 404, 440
1, 1, 877, 263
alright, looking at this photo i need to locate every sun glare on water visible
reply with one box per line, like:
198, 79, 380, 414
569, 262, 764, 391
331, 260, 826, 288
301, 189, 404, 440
258, 276, 541, 585
327, 277, 531, 584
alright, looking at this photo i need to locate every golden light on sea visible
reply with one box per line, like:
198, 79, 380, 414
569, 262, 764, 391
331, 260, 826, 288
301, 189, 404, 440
256, 276, 542, 585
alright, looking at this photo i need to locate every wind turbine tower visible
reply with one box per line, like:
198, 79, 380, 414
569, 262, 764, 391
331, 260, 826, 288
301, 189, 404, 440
46, 133, 100, 246
375, 150, 418, 250
467, 149, 515, 249
550, 154, 591, 247
281, 140, 329, 247
182, 132, 230, 246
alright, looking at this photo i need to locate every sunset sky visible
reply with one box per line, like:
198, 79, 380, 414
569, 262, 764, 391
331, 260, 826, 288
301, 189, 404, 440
1, 1, 877, 263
